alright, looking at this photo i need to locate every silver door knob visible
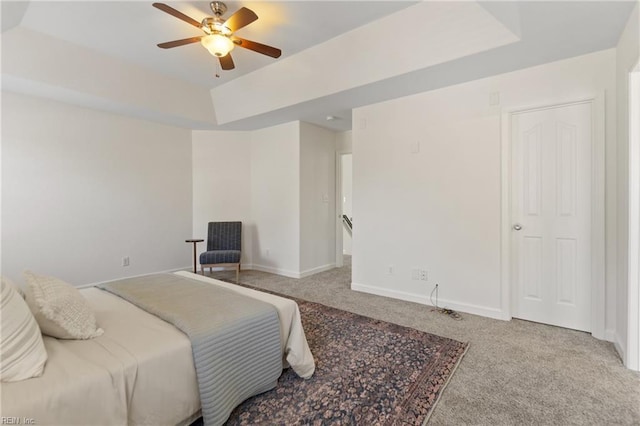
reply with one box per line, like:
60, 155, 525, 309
513, 224, 523, 231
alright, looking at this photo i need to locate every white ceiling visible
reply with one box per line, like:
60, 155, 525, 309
1, 1, 637, 132
15, 1, 417, 88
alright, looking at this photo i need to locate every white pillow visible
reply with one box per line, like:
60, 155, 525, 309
24, 271, 103, 340
1, 276, 48, 382
3, 276, 26, 299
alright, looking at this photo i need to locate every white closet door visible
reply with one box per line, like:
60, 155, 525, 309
511, 102, 592, 332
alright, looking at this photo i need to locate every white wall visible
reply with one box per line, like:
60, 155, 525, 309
2, 28, 216, 129
1, 92, 193, 287
192, 131, 253, 268
299, 122, 336, 275
629, 69, 640, 371
250, 122, 301, 277
616, 2, 640, 367
352, 49, 617, 321
336, 130, 353, 153
191, 121, 338, 278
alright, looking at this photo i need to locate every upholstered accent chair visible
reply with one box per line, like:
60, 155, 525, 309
199, 221, 242, 282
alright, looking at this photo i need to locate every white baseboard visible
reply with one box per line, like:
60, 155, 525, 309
96, 263, 335, 283
249, 263, 336, 279
250, 264, 303, 279
604, 328, 617, 343
614, 332, 627, 364
299, 263, 335, 278
351, 282, 507, 321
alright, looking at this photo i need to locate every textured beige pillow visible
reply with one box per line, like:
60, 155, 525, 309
24, 271, 104, 340
1, 276, 48, 382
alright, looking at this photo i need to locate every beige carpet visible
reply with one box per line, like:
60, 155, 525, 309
204, 257, 640, 425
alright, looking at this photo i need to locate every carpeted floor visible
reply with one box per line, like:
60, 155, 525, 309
205, 256, 640, 425
226, 297, 468, 425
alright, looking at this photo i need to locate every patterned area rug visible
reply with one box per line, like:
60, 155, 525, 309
220, 295, 469, 425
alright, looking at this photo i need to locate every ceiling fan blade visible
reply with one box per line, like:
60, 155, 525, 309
153, 3, 202, 29
219, 53, 235, 70
233, 37, 281, 58
157, 36, 203, 49
224, 7, 258, 32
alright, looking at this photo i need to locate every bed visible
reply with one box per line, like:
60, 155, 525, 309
0, 271, 315, 425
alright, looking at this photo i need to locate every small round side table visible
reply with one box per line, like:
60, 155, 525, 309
185, 239, 204, 273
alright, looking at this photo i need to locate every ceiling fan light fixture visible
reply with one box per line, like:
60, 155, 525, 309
201, 34, 234, 57
154, 2, 280, 72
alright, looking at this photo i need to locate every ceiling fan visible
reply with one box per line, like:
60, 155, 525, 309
152, 1, 282, 71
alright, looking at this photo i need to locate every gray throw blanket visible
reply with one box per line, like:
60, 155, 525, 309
98, 273, 282, 426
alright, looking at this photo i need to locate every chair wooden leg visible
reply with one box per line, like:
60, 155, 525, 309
200, 265, 204, 275
236, 264, 239, 283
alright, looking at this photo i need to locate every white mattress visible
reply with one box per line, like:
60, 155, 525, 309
0, 273, 315, 425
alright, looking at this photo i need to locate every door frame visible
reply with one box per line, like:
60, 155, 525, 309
335, 150, 352, 267
628, 67, 640, 370
500, 94, 606, 339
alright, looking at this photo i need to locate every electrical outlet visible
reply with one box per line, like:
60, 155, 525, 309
412, 268, 420, 280
265, 248, 270, 257
412, 268, 428, 280
387, 265, 394, 275
122, 256, 130, 267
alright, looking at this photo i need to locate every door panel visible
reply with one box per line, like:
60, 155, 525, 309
524, 124, 542, 217
555, 238, 577, 305
522, 236, 543, 300
557, 122, 577, 217
511, 102, 592, 332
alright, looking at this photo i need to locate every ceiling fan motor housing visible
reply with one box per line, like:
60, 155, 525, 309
202, 2, 231, 35
210, 2, 228, 17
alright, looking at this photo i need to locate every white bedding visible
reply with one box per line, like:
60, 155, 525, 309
0, 273, 315, 425
1, 287, 200, 425
174, 271, 315, 378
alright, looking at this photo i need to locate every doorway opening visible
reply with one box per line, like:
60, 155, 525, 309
335, 152, 352, 269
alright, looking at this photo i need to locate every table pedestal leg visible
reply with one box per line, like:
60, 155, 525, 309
192, 243, 197, 273
185, 239, 204, 274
